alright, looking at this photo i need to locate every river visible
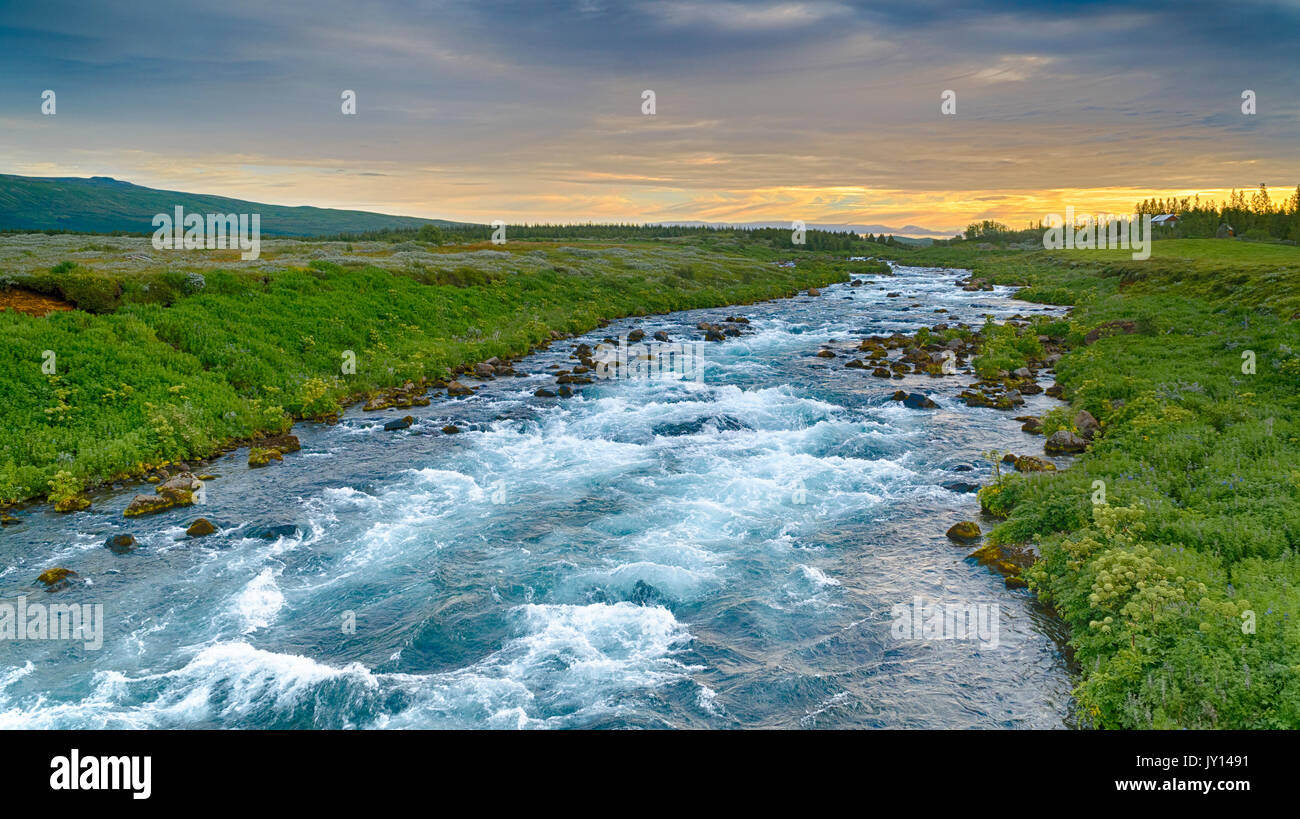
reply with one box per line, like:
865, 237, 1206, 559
0, 264, 1075, 728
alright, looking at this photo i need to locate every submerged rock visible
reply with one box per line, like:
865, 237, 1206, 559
628, 580, 671, 607
244, 523, 300, 541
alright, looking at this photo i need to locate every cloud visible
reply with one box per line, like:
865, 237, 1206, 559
0, 0, 1296, 228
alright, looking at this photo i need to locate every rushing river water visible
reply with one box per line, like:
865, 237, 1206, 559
1, 265, 1076, 729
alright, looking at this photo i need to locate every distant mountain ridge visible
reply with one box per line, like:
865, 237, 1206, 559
0, 173, 952, 241
0, 174, 468, 236
663, 220, 952, 241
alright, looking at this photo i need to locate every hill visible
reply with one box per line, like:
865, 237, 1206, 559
0, 174, 468, 236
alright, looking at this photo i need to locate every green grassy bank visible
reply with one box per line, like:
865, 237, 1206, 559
0, 235, 863, 506
888, 238, 1300, 728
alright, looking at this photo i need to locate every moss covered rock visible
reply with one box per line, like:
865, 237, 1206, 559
36, 567, 78, 591
124, 493, 183, 517
1014, 455, 1057, 472
248, 447, 283, 467
54, 495, 91, 513
946, 521, 982, 542
186, 517, 217, 537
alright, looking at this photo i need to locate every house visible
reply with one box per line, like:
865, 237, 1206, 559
1151, 214, 1180, 226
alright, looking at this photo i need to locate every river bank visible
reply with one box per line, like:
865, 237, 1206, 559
876, 239, 1300, 729
0, 236, 862, 509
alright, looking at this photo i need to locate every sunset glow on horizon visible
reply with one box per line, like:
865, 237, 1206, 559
2, 1, 1296, 233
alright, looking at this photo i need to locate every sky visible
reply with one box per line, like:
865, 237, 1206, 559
1, 0, 1297, 234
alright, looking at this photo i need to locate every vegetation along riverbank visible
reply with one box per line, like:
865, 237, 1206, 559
879, 237, 1300, 728
3, 223, 1297, 729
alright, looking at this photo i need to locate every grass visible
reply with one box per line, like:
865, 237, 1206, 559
0, 234, 873, 506
888, 238, 1300, 728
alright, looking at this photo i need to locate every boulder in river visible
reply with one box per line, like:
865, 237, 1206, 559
446, 381, 474, 397
946, 521, 982, 543
653, 331, 670, 342
441, 425, 461, 435
128, 475, 197, 516
845, 359, 867, 369
383, 416, 414, 431
36, 567, 78, 592
156, 472, 200, 503
104, 534, 138, 553
54, 494, 91, 513
902, 392, 938, 409
186, 518, 218, 537
1019, 416, 1044, 434
248, 447, 283, 467
534, 388, 557, 398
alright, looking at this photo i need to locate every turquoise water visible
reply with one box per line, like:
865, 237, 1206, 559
0, 265, 1074, 728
